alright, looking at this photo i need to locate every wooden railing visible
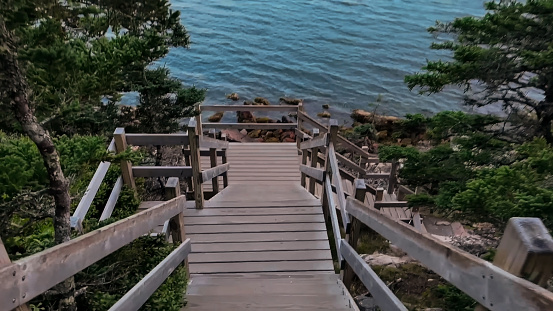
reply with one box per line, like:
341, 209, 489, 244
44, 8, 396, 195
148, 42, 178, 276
70, 120, 230, 231
0, 180, 191, 311
298, 119, 553, 311
199, 104, 299, 132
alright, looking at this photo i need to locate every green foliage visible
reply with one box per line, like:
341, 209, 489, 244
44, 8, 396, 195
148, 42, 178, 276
406, 0, 553, 142
434, 284, 476, 311
122, 68, 206, 133
2, 0, 199, 136
76, 236, 187, 311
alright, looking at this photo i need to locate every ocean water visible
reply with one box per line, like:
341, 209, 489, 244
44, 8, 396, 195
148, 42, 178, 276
160, 0, 486, 121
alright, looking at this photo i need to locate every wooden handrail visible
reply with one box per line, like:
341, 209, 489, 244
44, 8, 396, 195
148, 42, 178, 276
200, 163, 230, 183
328, 143, 350, 230
297, 111, 378, 160
99, 176, 123, 221
125, 133, 190, 146
299, 133, 327, 150
203, 123, 297, 130
200, 105, 298, 112
345, 197, 553, 311
0, 197, 186, 309
109, 239, 192, 311
71, 138, 116, 230
299, 164, 325, 182
340, 240, 407, 311
324, 175, 343, 263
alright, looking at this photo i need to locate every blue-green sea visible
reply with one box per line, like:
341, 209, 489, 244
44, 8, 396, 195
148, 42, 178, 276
160, 0, 486, 120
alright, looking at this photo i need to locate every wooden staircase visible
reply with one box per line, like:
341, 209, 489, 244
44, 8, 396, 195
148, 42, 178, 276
182, 142, 357, 310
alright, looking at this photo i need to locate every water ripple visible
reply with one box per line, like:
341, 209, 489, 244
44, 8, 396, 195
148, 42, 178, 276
161, 0, 486, 120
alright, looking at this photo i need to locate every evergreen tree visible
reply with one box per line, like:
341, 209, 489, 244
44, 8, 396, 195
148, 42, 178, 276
406, 0, 553, 143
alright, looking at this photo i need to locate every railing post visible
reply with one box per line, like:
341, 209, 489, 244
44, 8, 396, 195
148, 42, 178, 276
188, 119, 204, 209
375, 187, 384, 203
308, 128, 320, 195
301, 148, 308, 188
475, 217, 553, 311
297, 102, 304, 131
113, 128, 137, 193
222, 149, 229, 188
343, 179, 367, 290
195, 104, 203, 135
209, 148, 219, 194
387, 160, 398, 195
321, 119, 339, 221
1, 238, 31, 311
182, 147, 193, 192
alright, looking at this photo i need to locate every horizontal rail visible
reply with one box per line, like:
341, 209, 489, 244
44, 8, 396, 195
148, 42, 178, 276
324, 175, 343, 262
99, 176, 123, 221
295, 128, 311, 140
125, 133, 190, 146
109, 239, 192, 311
199, 136, 229, 149
203, 123, 297, 130
336, 152, 373, 174
341, 240, 408, 311
345, 197, 553, 311
0, 197, 186, 310
201, 163, 230, 183
132, 166, 193, 178
299, 133, 328, 150
374, 201, 409, 209
182, 149, 225, 157
201, 105, 298, 112
299, 164, 325, 182
328, 143, 350, 229
298, 111, 378, 159
364, 173, 392, 179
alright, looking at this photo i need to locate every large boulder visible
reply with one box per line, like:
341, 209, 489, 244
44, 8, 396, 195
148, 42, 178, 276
279, 97, 303, 105
254, 97, 271, 105
351, 109, 401, 131
237, 111, 256, 123
226, 92, 239, 101
208, 112, 224, 122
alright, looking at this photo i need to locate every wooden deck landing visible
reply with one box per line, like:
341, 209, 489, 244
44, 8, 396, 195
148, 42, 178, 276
183, 143, 357, 310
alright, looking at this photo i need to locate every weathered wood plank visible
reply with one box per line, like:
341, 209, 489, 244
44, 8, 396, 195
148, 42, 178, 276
113, 128, 136, 191
0, 197, 185, 308
200, 105, 298, 112
71, 160, 111, 229
324, 175, 343, 262
203, 123, 297, 130
109, 239, 191, 311
300, 134, 328, 150
99, 176, 123, 221
374, 201, 409, 209
184, 295, 352, 311
185, 223, 327, 234
189, 260, 334, 274
299, 164, 325, 182
328, 143, 350, 229
346, 198, 553, 311
131, 166, 193, 178
192, 240, 330, 253
341, 240, 407, 311
188, 250, 332, 263
187, 231, 328, 243
200, 163, 230, 183
183, 214, 324, 225
183, 207, 321, 217
124, 133, 189, 146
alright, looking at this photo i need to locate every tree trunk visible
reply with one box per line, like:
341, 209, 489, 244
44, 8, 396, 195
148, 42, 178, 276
0, 18, 76, 310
